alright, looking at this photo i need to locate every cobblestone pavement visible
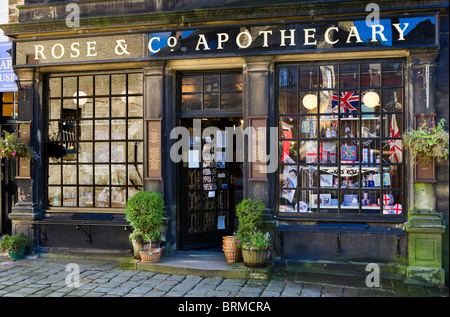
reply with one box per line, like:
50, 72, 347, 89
0, 255, 448, 298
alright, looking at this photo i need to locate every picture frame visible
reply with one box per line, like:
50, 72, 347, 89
310, 193, 332, 207
320, 174, 333, 187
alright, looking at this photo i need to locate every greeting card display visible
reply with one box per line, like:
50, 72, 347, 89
341, 145, 357, 161
343, 194, 358, 207
306, 141, 336, 164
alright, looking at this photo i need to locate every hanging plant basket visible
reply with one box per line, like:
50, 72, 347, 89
0, 130, 38, 160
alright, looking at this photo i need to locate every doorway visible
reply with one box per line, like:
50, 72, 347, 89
0, 124, 17, 235
178, 117, 243, 249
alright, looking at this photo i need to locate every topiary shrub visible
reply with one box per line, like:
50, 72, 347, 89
235, 199, 266, 248
125, 191, 164, 242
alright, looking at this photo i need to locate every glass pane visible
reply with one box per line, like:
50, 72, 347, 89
95, 119, 109, 140
319, 141, 337, 164
182, 94, 202, 111
386, 166, 402, 189
79, 120, 93, 140
128, 96, 143, 117
111, 165, 126, 185
79, 75, 93, 96
319, 116, 338, 140
95, 97, 109, 117
383, 88, 403, 112
319, 90, 336, 114
361, 63, 381, 87
340, 141, 359, 163
49, 100, 61, 120
279, 67, 297, 89
300, 140, 315, 164
95, 75, 110, 95
111, 97, 126, 117
79, 187, 94, 207
340, 64, 359, 88
383, 114, 403, 138
299, 116, 318, 138
319, 65, 337, 89
204, 93, 219, 109
62, 187, 77, 207
94, 142, 110, 163
48, 187, 62, 207
340, 190, 359, 213
299, 91, 318, 115
62, 77, 77, 97
2, 103, 14, 117
361, 89, 381, 113
95, 165, 109, 185
78, 142, 93, 163
279, 189, 297, 213
128, 164, 143, 186
204, 75, 219, 92
128, 141, 143, 163
298, 190, 314, 213
382, 62, 403, 86
49, 78, 61, 98
48, 121, 60, 140
128, 119, 143, 140
48, 165, 61, 185
111, 74, 126, 95
80, 98, 93, 118
111, 142, 126, 162
299, 66, 317, 90
279, 116, 297, 139
111, 119, 126, 140
221, 92, 242, 110
383, 138, 403, 164
128, 73, 143, 94
95, 187, 110, 207
298, 165, 318, 188
62, 165, 77, 185
63, 98, 76, 111
111, 187, 126, 207
182, 76, 202, 93
278, 91, 297, 114
79, 165, 93, 185
221, 74, 242, 91
362, 190, 381, 214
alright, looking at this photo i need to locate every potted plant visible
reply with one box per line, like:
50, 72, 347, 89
235, 199, 272, 268
403, 118, 449, 165
0, 232, 32, 261
125, 191, 164, 260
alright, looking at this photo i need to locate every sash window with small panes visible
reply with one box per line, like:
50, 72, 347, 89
47, 72, 144, 208
277, 61, 404, 217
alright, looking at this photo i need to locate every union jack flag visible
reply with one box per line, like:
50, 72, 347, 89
331, 92, 359, 117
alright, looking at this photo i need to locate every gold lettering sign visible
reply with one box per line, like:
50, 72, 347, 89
249, 117, 268, 181
146, 119, 162, 180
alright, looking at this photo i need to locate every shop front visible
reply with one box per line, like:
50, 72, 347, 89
2, 0, 448, 285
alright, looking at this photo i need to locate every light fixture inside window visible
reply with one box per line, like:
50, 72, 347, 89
363, 69, 379, 108
302, 71, 317, 110
73, 91, 87, 106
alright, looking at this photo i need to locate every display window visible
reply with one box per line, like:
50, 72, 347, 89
47, 72, 144, 208
277, 61, 404, 217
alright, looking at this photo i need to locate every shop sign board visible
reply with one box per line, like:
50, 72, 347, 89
13, 14, 437, 66
0, 42, 17, 92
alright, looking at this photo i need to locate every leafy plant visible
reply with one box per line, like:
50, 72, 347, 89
242, 231, 271, 250
0, 232, 32, 254
403, 118, 449, 164
125, 191, 164, 242
0, 130, 38, 160
235, 199, 268, 248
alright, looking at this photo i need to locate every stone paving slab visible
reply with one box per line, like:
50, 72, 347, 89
0, 254, 448, 300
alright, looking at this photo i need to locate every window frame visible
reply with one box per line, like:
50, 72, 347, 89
45, 71, 144, 210
275, 59, 406, 222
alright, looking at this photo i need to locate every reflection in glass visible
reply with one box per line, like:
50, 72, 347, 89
128, 164, 143, 186
78, 142, 93, 163
111, 142, 126, 162
128, 119, 143, 139
48, 165, 61, 185
95, 165, 109, 185
79, 165, 93, 185
111, 74, 126, 94
95, 120, 109, 140
111, 119, 126, 140
128, 73, 143, 94
278, 91, 297, 114
62, 77, 77, 97
63, 165, 77, 184
111, 97, 126, 117
95, 75, 110, 95
111, 165, 127, 185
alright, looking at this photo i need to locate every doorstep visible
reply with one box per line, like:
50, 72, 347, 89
120, 248, 273, 280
